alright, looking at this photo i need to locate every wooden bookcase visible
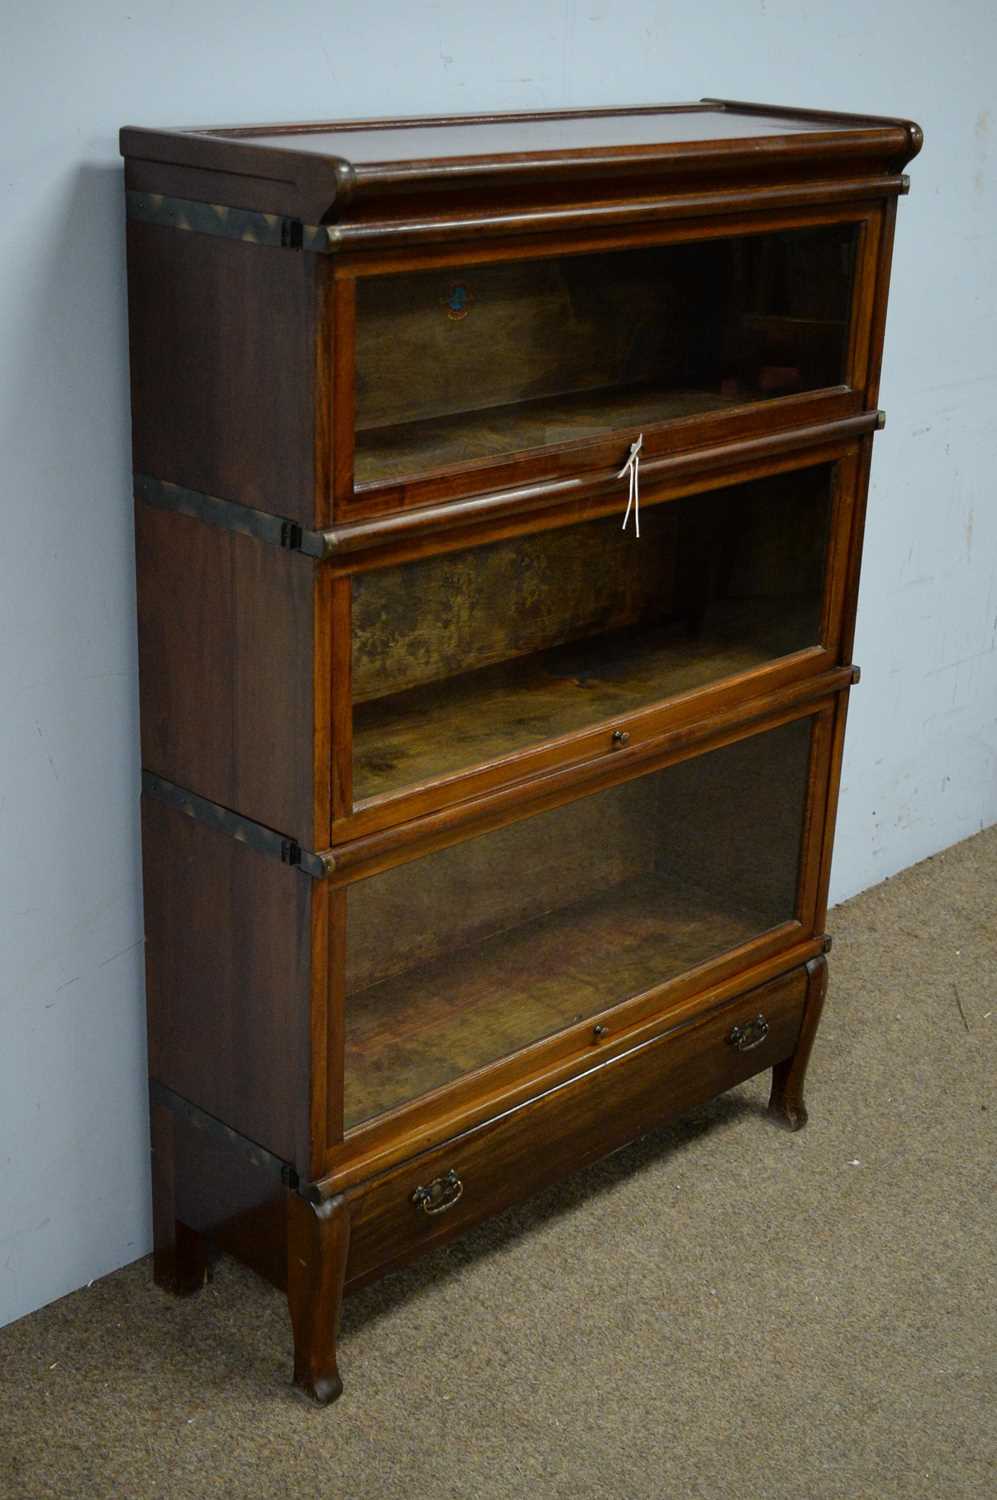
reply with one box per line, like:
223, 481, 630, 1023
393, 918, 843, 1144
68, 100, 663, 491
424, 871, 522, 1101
121, 100, 921, 1402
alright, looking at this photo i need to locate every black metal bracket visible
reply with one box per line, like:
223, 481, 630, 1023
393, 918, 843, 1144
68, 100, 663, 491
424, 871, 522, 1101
126, 190, 336, 254
142, 772, 335, 879
150, 1080, 301, 1191
136, 473, 331, 559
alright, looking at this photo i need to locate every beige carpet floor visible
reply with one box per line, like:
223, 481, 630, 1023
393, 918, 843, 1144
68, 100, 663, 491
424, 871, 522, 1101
1, 828, 994, 1500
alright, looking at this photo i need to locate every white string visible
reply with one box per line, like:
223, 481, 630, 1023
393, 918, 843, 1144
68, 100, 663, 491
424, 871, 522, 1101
618, 432, 643, 538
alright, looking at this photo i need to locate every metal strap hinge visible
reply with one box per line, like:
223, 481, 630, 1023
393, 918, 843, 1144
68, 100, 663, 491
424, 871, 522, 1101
151, 1080, 301, 1191
281, 838, 302, 868
142, 772, 335, 879
126, 191, 336, 254
135, 474, 331, 559
281, 217, 304, 250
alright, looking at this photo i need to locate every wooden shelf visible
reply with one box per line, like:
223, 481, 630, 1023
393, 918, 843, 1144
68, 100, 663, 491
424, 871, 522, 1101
354, 381, 745, 486
353, 597, 818, 803
344, 872, 769, 1128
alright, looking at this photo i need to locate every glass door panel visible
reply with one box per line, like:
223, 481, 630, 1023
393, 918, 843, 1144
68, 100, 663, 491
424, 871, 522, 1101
352, 465, 832, 805
344, 714, 813, 1128
353, 224, 857, 489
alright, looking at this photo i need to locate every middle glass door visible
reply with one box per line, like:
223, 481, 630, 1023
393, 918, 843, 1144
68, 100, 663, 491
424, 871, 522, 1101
350, 461, 837, 812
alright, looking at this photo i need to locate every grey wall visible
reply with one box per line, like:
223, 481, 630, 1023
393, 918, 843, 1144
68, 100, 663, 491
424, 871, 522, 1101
2, 1, 995, 1327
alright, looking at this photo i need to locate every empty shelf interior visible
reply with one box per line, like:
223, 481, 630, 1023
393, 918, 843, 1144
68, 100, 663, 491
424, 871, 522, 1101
353, 596, 816, 802
345, 718, 813, 1127
344, 872, 768, 1128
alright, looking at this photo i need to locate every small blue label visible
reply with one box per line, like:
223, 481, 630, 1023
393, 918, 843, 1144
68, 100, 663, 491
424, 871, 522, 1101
446, 282, 471, 319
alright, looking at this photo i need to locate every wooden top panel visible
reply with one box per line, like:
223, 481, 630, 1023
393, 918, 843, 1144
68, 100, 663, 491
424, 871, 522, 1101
120, 100, 922, 223
203, 105, 831, 161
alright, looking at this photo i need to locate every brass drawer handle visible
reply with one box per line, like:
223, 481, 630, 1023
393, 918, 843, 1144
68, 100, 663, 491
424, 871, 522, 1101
727, 1013, 770, 1053
611, 728, 630, 748
412, 1169, 464, 1216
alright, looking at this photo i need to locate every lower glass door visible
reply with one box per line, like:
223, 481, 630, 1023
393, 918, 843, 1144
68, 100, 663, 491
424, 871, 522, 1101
343, 712, 814, 1129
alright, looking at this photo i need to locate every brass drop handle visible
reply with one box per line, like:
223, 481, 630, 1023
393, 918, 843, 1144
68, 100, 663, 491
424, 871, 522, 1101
727, 1013, 770, 1053
612, 729, 630, 748
412, 1168, 464, 1216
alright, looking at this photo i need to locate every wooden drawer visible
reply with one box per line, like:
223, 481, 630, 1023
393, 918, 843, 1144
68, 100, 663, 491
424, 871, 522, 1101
342, 964, 806, 1286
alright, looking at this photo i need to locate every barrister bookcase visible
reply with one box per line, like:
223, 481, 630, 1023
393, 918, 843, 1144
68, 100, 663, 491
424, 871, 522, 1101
121, 100, 921, 1402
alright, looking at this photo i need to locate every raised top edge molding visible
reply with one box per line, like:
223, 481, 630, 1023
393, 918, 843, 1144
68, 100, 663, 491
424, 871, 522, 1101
120, 99, 923, 225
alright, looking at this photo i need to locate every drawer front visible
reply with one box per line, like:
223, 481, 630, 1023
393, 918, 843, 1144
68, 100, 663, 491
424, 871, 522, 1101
343, 965, 806, 1286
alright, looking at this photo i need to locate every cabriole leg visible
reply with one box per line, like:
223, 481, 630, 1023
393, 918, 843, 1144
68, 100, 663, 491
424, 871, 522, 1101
149, 1097, 210, 1295
287, 1192, 351, 1405
768, 952, 829, 1131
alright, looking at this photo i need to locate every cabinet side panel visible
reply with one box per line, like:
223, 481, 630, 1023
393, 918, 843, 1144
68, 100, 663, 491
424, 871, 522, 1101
126, 221, 316, 526
142, 796, 311, 1168
136, 505, 315, 843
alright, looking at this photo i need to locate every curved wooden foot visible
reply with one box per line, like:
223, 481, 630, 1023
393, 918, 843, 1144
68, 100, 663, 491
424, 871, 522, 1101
150, 1097, 211, 1294
287, 1192, 350, 1405
768, 952, 828, 1132
769, 1094, 809, 1133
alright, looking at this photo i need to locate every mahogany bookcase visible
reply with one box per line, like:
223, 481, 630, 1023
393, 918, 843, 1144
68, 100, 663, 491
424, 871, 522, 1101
121, 99, 921, 1402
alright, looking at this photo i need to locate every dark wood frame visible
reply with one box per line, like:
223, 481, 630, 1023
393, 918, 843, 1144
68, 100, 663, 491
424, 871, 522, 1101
123, 100, 919, 1404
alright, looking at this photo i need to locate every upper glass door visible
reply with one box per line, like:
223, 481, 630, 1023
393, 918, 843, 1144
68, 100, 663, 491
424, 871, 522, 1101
352, 223, 858, 495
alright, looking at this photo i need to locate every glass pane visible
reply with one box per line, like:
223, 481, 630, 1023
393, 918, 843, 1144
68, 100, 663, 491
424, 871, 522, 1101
345, 716, 812, 1127
352, 466, 831, 804
354, 225, 857, 487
